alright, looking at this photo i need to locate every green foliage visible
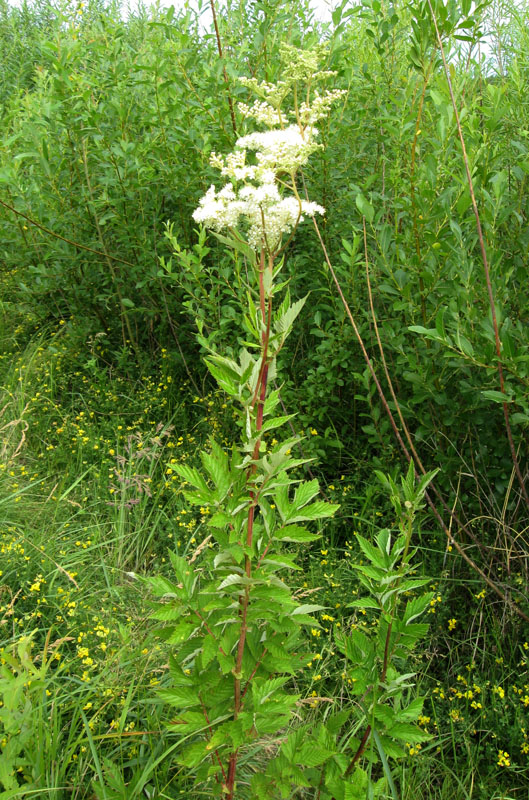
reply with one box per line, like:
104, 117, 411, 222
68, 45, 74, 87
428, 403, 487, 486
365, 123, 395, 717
0, 0, 529, 797
0, 633, 48, 792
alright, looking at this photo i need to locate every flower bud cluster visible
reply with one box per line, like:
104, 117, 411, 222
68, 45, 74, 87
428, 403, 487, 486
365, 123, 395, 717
299, 89, 347, 125
237, 100, 288, 127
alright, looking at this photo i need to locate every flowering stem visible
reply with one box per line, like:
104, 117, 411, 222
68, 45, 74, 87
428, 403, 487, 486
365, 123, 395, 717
226, 248, 273, 800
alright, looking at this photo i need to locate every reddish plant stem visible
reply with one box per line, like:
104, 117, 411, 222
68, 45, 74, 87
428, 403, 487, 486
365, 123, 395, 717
425, 0, 529, 513
344, 725, 372, 777
226, 249, 273, 800
199, 694, 227, 782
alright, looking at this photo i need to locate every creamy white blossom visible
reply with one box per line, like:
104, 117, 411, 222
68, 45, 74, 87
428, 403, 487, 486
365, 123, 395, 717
210, 150, 257, 181
192, 184, 245, 231
237, 100, 288, 127
193, 46, 343, 253
193, 180, 324, 252
193, 124, 324, 252
298, 89, 347, 124
236, 125, 321, 173
238, 77, 289, 108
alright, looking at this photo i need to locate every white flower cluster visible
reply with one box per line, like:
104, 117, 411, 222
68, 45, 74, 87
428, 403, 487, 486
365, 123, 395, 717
238, 76, 288, 108
209, 150, 257, 182
279, 42, 329, 82
236, 125, 321, 174
192, 46, 344, 254
193, 178, 324, 252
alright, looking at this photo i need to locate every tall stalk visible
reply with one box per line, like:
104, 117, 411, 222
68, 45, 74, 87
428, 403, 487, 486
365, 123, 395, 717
150, 45, 342, 797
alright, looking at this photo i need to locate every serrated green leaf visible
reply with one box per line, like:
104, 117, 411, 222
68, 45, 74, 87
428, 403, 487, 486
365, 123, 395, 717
376, 735, 406, 758
387, 721, 432, 743
276, 525, 321, 543
296, 741, 335, 767
398, 696, 425, 721
261, 553, 302, 570
275, 295, 307, 336
166, 621, 196, 644
204, 358, 239, 395
218, 573, 248, 590
158, 686, 200, 708
354, 564, 385, 580
403, 593, 434, 623
356, 533, 387, 568
217, 649, 234, 674
287, 500, 339, 523
293, 478, 320, 510
173, 463, 209, 491
200, 449, 230, 499
202, 634, 217, 668
150, 603, 182, 621
252, 676, 290, 705
178, 740, 210, 768
169, 551, 195, 597
148, 575, 181, 597
261, 414, 295, 434
291, 604, 325, 616
347, 597, 380, 610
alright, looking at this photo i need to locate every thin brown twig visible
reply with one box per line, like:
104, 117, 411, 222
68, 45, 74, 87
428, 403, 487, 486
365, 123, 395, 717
0, 196, 135, 267
209, 0, 237, 137
362, 220, 488, 560
307, 208, 529, 624
425, 0, 529, 513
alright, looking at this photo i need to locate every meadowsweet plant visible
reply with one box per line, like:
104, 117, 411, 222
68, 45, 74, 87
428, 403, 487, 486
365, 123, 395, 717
0, 633, 48, 791
150, 46, 342, 798
334, 465, 439, 794
252, 465, 438, 800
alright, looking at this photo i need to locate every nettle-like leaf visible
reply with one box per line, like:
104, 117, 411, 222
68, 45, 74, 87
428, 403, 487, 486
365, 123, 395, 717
204, 355, 240, 396
276, 524, 321, 543
274, 294, 307, 339
386, 721, 432, 744
356, 533, 389, 569
289, 499, 339, 523
172, 462, 208, 492
403, 592, 435, 623
273, 482, 339, 524
158, 685, 200, 709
